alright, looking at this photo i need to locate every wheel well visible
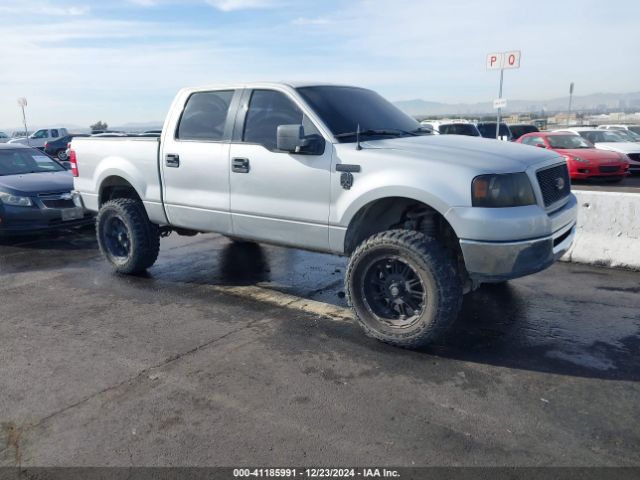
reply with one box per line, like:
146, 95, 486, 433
344, 197, 469, 286
345, 198, 453, 253
99, 176, 142, 206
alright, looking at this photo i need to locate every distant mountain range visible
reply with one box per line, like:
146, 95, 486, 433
393, 91, 640, 117
3, 91, 640, 132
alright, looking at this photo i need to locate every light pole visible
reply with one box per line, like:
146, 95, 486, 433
567, 82, 574, 127
17, 97, 29, 145
496, 68, 504, 139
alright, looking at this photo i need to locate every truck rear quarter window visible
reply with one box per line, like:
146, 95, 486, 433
177, 90, 234, 141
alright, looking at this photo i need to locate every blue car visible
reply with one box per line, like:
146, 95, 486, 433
0, 144, 93, 235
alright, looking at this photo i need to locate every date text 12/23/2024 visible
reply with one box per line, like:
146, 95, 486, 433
233, 469, 400, 478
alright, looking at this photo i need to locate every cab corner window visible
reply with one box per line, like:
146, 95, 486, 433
177, 90, 234, 141
243, 89, 321, 152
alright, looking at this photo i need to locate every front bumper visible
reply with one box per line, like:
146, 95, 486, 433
0, 203, 94, 236
569, 163, 629, 180
460, 222, 575, 282
458, 192, 578, 282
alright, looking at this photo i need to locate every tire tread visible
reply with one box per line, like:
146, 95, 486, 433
96, 198, 160, 274
345, 229, 462, 348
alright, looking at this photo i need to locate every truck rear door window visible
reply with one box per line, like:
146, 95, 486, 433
177, 90, 234, 141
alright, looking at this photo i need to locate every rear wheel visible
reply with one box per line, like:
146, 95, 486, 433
346, 229, 462, 348
96, 198, 160, 274
56, 149, 68, 161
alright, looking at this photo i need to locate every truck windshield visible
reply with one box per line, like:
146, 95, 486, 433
296, 86, 424, 142
0, 149, 65, 176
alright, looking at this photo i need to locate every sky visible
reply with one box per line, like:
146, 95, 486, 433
0, 0, 638, 128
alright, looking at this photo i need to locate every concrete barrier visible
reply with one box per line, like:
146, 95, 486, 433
562, 190, 640, 270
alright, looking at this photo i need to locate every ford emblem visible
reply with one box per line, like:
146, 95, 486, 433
554, 177, 565, 190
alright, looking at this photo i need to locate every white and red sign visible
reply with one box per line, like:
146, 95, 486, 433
486, 51, 521, 70
493, 98, 507, 109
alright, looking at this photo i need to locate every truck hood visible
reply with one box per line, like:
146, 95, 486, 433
594, 142, 640, 154
0, 170, 73, 195
358, 134, 559, 172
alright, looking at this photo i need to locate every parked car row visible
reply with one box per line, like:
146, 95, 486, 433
516, 132, 629, 181
516, 127, 640, 181
551, 128, 640, 176
7, 128, 70, 150
421, 119, 541, 141
418, 118, 640, 182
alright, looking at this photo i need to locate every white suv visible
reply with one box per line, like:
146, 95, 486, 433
597, 124, 640, 135
8, 128, 69, 150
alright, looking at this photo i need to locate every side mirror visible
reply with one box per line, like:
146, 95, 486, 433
60, 161, 72, 170
535, 143, 547, 148
277, 124, 324, 155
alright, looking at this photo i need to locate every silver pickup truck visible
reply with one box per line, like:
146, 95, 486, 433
71, 82, 577, 348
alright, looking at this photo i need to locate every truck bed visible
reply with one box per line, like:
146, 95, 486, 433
71, 136, 167, 224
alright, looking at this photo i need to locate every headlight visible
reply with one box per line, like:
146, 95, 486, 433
0, 191, 33, 207
563, 154, 588, 164
471, 173, 536, 208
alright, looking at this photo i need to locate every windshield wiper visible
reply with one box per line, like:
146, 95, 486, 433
335, 128, 418, 139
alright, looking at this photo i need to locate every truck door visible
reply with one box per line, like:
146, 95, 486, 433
228, 88, 331, 251
160, 89, 238, 233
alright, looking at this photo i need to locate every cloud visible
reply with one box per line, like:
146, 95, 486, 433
291, 17, 331, 25
205, 0, 282, 11
127, 0, 158, 5
0, 1, 90, 16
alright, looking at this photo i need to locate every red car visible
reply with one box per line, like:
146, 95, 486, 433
517, 132, 629, 181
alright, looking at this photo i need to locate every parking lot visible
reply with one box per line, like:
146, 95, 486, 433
1, 229, 639, 466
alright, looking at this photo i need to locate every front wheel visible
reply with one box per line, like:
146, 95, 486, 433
96, 198, 160, 274
345, 230, 462, 349
56, 149, 68, 161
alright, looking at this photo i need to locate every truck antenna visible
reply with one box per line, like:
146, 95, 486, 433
356, 123, 362, 151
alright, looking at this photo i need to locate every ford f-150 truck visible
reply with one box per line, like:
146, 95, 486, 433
70, 82, 577, 348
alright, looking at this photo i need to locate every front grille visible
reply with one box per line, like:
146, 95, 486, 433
599, 165, 620, 173
38, 191, 75, 209
42, 199, 75, 209
536, 164, 571, 208
38, 191, 68, 198
627, 153, 640, 162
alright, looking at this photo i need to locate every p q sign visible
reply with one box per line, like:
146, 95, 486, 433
486, 51, 521, 70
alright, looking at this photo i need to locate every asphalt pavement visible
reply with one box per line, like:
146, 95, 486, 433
0, 229, 639, 467
572, 175, 640, 193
